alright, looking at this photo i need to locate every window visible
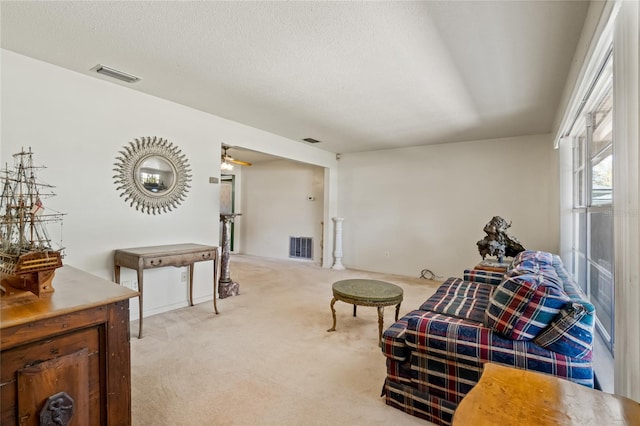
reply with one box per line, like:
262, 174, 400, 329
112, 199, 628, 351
571, 53, 614, 353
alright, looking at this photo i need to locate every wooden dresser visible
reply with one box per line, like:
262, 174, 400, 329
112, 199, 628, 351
1, 266, 138, 426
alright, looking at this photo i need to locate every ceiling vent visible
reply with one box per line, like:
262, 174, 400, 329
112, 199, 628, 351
91, 64, 141, 83
302, 138, 321, 144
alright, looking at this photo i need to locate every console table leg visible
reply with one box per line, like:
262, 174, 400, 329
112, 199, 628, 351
137, 269, 144, 339
114, 265, 121, 284
212, 256, 219, 314
188, 263, 194, 306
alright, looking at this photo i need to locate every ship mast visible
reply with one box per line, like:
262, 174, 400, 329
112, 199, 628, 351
27, 148, 38, 248
0, 166, 13, 253
1, 147, 62, 256
16, 151, 27, 253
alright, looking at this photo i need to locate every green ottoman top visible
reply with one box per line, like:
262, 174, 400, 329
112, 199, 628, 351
332, 279, 403, 304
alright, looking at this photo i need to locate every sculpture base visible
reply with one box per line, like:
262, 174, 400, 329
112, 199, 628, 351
218, 280, 240, 299
478, 258, 511, 268
475, 258, 510, 273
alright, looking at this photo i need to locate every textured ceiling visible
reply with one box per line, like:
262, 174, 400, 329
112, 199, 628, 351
1, 1, 590, 155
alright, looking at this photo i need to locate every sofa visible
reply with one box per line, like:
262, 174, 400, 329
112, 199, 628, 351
380, 250, 595, 425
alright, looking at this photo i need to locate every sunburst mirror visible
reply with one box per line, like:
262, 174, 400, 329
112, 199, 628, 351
113, 136, 192, 214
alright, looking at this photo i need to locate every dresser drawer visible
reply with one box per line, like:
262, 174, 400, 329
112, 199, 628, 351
1, 324, 101, 425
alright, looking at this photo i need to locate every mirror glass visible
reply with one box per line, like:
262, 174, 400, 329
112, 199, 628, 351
137, 155, 176, 194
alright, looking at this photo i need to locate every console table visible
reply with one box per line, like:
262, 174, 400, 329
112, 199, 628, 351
113, 243, 218, 338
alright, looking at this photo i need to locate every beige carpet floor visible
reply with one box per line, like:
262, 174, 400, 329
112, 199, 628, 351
130, 254, 441, 425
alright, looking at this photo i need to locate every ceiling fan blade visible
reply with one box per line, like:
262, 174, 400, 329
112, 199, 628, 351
229, 158, 252, 166
221, 144, 252, 166
222, 152, 252, 166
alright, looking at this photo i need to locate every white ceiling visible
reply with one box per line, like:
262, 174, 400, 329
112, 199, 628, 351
1, 1, 590, 155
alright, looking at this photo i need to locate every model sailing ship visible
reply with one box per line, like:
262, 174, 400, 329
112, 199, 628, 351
0, 148, 64, 297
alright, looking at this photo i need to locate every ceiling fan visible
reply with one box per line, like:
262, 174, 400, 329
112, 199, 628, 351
221, 145, 252, 167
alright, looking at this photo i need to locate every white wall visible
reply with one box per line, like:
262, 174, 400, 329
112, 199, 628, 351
240, 159, 325, 262
1, 49, 337, 320
337, 134, 559, 279
1, 50, 221, 320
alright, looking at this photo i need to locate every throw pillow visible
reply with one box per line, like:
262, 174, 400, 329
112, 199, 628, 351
484, 273, 570, 340
534, 302, 595, 358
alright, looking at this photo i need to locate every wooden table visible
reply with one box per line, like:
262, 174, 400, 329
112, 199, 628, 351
113, 243, 218, 338
1, 265, 138, 426
327, 279, 403, 346
453, 363, 640, 426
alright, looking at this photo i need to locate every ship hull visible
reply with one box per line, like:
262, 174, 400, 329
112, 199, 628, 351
0, 251, 62, 297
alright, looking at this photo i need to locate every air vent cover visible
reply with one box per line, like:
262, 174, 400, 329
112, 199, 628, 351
91, 64, 141, 83
302, 138, 321, 144
289, 237, 313, 260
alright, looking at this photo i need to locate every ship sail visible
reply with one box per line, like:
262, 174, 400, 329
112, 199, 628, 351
1, 148, 64, 296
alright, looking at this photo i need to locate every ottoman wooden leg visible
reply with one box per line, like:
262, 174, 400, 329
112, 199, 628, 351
327, 297, 337, 332
377, 306, 384, 346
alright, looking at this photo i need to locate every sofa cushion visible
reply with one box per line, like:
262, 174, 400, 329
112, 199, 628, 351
534, 302, 595, 358
420, 278, 494, 324
485, 273, 570, 340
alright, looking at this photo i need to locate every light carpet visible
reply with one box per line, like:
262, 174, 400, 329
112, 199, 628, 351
131, 254, 441, 425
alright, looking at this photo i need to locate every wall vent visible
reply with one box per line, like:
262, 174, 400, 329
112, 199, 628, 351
289, 237, 313, 260
91, 64, 141, 83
